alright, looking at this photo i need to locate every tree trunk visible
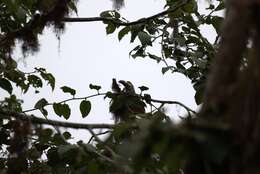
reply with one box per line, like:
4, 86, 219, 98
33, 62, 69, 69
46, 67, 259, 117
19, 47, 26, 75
200, 1, 260, 173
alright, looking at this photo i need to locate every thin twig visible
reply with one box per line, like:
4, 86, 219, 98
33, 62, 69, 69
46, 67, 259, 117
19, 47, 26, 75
145, 97, 196, 114
22, 92, 107, 113
87, 128, 118, 158
88, 130, 111, 144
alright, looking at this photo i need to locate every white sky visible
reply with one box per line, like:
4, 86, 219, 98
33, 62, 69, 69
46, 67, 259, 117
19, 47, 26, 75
9, 0, 217, 141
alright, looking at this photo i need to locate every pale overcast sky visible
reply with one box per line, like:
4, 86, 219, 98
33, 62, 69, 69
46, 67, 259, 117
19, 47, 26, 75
11, 0, 215, 140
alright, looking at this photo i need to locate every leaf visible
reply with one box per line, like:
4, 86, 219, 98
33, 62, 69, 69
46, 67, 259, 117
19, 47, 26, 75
63, 132, 72, 140
138, 31, 152, 46
53, 103, 63, 117
186, 36, 200, 44
53, 133, 67, 145
163, 46, 173, 58
162, 66, 174, 74
215, 1, 225, 11
0, 78, 13, 94
53, 103, 71, 119
118, 26, 130, 41
34, 98, 48, 116
68, 1, 78, 14
195, 87, 204, 105
148, 53, 161, 63
206, 4, 215, 10
176, 61, 186, 70
34, 98, 48, 109
130, 25, 144, 43
145, 24, 157, 35
175, 35, 186, 47
89, 84, 101, 91
80, 100, 91, 118
28, 75, 43, 88
105, 91, 114, 99
138, 86, 149, 92
193, 57, 207, 69
106, 23, 116, 34
40, 107, 48, 116
39, 128, 53, 143
61, 86, 76, 96
211, 16, 224, 34
61, 103, 71, 120
35, 143, 49, 151
131, 46, 145, 58
40, 72, 55, 91
182, 0, 197, 13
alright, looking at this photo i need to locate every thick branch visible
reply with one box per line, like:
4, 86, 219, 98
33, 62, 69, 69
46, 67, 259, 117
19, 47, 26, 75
0, 110, 114, 129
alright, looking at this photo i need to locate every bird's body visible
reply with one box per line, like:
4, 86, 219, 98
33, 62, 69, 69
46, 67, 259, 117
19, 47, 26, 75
109, 79, 146, 123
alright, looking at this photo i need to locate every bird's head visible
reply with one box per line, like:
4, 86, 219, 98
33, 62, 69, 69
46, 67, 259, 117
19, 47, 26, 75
119, 80, 136, 94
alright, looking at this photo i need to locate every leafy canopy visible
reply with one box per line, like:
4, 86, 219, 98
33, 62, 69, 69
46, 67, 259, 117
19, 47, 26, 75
0, 0, 227, 174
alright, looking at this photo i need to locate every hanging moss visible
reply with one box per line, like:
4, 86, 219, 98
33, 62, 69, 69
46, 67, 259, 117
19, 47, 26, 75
0, 0, 78, 56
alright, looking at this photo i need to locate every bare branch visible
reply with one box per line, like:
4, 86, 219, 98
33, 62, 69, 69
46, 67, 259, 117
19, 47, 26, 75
145, 97, 196, 114
88, 130, 111, 144
87, 129, 118, 158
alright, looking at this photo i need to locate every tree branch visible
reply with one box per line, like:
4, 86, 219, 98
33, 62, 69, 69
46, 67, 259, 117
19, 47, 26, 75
22, 92, 107, 113
0, 110, 114, 129
147, 97, 196, 114
20, 89, 195, 120
87, 128, 119, 158
0, 0, 188, 51
63, 0, 188, 26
